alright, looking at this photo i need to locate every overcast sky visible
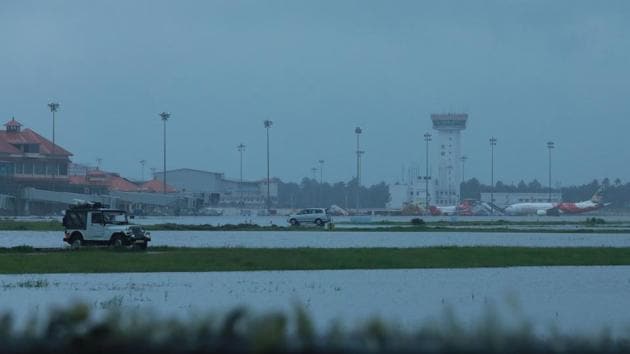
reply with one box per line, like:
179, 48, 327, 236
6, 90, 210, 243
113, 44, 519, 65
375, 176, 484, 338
1, 1, 629, 186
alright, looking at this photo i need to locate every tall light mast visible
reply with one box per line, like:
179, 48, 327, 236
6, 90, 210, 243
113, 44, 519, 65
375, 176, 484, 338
264, 120, 273, 211
159, 112, 171, 194
237, 143, 246, 206
355, 127, 364, 212
423, 132, 431, 212
48, 102, 60, 189
547, 141, 555, 202
489, 137, 497, 212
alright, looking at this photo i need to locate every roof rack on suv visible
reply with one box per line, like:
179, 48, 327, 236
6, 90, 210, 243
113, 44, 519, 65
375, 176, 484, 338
68, 201, 110, 210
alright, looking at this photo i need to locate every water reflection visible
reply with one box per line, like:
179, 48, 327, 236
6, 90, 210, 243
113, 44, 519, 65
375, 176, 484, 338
1, 230, 629, 249
1, 266, 630, 337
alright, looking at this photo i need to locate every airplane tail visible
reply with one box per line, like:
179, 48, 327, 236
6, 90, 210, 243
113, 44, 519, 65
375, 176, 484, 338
428, 205, 442, 216
591, 186, 605, 204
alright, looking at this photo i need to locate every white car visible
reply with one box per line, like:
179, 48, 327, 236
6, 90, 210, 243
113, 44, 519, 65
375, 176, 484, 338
287, 208, 331, 227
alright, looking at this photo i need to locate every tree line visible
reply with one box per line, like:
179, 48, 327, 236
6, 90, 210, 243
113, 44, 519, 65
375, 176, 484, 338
462, 177, 628, 207
278, 177, 630, 209
277, 178, 389, 209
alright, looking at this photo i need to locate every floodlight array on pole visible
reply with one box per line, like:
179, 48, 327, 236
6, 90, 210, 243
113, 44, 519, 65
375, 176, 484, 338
264, 120, 273, 211
159, 112, 171, 194
547, 141, 555, 202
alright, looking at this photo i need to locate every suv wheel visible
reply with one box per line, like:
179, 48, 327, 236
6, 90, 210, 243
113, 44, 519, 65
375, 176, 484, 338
315, 218, 324, 227
70, 234, 82, 250
111, 235, 124, 248
289, 218, 300, 226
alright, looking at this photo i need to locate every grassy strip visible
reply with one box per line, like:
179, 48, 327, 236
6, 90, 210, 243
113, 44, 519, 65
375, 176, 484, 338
1, 246, 630, 274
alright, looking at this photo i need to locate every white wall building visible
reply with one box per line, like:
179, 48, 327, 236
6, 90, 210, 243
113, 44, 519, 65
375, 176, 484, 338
220, 178, 279, 206
387, 182, 429, 210
155, 168, 278, 207
431, 113, 467, 206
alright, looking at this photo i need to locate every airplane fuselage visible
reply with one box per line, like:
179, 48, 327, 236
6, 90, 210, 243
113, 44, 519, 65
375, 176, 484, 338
504, 202, 555, 216
556, 201, 601, 214
504, 200, 602, 216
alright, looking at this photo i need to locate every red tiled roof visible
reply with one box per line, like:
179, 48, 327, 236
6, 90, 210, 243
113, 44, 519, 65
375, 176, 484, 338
69, 170, 137, 191
70, 171, 176, 193
140, 179, 176, 193
68, 175, 88, 185
0, 122, 72, 156
109, 175, 140, 192
0, 138, 21, 154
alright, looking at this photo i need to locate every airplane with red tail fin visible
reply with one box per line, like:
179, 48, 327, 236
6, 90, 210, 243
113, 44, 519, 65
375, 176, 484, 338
503, 187, 607, 216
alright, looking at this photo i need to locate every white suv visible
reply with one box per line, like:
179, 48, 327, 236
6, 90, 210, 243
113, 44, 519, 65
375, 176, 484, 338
287, 208, 331, 227
62, 203, 151, 249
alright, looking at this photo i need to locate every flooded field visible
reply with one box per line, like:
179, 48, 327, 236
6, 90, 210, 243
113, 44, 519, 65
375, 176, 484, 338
9, 213, 630, 227
2, 266, 630, 337
102, 214, 630, 227
2, 230, 630, 249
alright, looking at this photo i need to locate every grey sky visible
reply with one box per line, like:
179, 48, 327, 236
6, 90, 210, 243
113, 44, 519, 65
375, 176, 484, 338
1, 1, 629, 186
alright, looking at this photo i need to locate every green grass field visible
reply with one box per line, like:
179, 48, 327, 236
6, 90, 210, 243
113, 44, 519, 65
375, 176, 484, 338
1, 246, 630, 274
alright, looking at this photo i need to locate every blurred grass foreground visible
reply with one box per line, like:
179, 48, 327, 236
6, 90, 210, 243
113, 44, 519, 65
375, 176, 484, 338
0, 304, 628, 353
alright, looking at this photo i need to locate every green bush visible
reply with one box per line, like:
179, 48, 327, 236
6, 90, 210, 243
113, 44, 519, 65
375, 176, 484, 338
410, 218, 425, 225
0, 304, 627, 353
585, 217, 606, 225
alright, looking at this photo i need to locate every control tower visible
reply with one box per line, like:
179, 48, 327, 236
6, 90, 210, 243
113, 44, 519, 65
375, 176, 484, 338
431, 113, 468, 206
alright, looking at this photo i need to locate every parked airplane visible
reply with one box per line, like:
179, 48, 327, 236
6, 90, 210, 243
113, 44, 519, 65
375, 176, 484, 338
503, 188, 606, 216
428, 204, 459, 216
429, 199, 477, 216
429, 199, 503, 216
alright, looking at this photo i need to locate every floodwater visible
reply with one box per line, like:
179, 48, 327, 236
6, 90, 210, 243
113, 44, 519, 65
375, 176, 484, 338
1, 266, 630, 336
2, 230, 630, 249
126, 214, 630, 226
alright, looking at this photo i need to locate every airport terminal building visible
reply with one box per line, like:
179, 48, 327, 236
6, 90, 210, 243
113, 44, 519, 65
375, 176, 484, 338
155, 168, 278, 207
